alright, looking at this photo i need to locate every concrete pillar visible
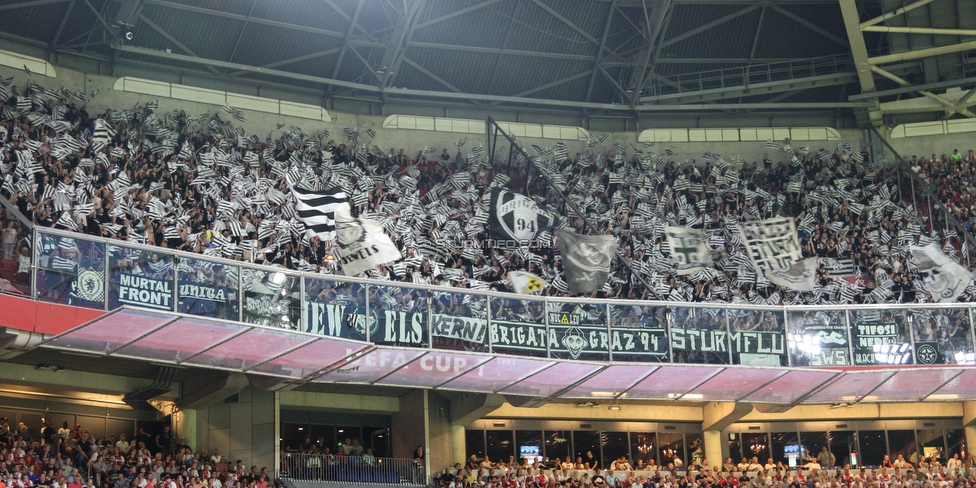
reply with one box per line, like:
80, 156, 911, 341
177, 409, 197, 452
704, 430, 724, 468
193, 385, 277, 476
451, 424, 466, 467
962, 401, 976, 457
965, 426, 976, 458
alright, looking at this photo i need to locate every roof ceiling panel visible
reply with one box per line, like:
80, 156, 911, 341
741, 370, 838, 404
804, 370, 895, 404
112, 316, 244, 363
687, 368, 788, 401
249, 0, 353, 34
438, 357, 555, 393
861, 369, 964, 402
183, 327, 313, 370
0, 1, 76, 42
249, 338, 366, 380
316, 348, 425, 384
928, 369, 976, 399
625, 366, 724, 400
374, 351, 494, 388
501, 362, 605, 397
45, 309, 176, 355
561, 365, 658, 399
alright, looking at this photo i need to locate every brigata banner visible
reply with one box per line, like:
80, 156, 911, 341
489, 321, 668, 359
113, 273, 174, 310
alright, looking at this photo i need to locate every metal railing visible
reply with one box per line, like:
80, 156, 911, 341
643, 54, 855, 98
282, 453, 424, 485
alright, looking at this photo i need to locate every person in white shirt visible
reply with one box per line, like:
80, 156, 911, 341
946, 454, 961, 470
210, 449, 223, 464
115, 434, 130, 452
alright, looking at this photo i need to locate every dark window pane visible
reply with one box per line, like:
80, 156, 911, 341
658, 432, 684, 467
486, 430, 514, 465
602, 432, 630, 468
466, 430, 486, 462
888, 430, 917, 465
516, 430, 544, 465
799, 432, 828, 466
728, 433, 743, 468
574, 431, 602, 469
364, 426, 389, 458
281, 423, 307, 451
686, 433, 704, 466
828, 431, 856, 467
545, 431, 570, 464
947, 429, 966, 462
309, 424, 335, 453
917, 430, 945, 465
858, 430, 887, 466
771, 431, 800, 467
741, 433, 770, 465
336, 426, 362, 452
630, 432, 657, 469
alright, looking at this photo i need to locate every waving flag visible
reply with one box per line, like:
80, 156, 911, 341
292, 186, 347, 240
334, 203, 401, 276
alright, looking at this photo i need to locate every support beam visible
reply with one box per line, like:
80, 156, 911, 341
859, 0, 937, 28
407, 41, 594, 61
378, 0, 426, 90
770, 5, 847, 46
871, 65, 976, 117
330, 0, 366, 82
529, 0, 601, 47
585, 0, 616, 102
401, 57, 466, 94
629, 0, 673, 105
659, 5, 757, 49
848, 75, 976, 101
82, 0, 119, 39
138, 14, 220, 76
868, 39, 976, 65
114, 45, 873, 110
862, 25, 976, 36
230, 47, 342, 77
143, 0, 374, 41
49, 0, 77, 51
414, 0, 504, 29
838, 0, 881, 125
510, 70, 593, 97
0, 0, 69, 11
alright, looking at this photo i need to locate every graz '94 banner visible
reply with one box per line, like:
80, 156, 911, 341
737, 217, 802, 271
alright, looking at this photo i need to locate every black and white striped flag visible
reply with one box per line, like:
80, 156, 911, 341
291, 186, 348, 240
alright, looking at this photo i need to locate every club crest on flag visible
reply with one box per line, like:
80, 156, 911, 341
489, 188, 557, 242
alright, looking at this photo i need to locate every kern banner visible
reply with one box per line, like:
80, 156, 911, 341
114, 273, 173, 310
738, 217, 802, 271
432, 314, 488, 344
489, 188, 558, 242
303, 300, 428, 346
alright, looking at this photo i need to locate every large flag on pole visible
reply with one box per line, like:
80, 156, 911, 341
737, 217, 803, 271
292, 186, 347, 240
665, 226, 714, 275
911, 243, 970, 302
765, 257, 818, 292
558, 229, 615, 294
508, 271, 548, 295
334, 202, 401, 276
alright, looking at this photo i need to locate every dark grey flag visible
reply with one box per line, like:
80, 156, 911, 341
558, 229, 615, 294
489, 188, 558, 242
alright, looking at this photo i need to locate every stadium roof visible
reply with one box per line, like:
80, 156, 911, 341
0, 0, 974, 124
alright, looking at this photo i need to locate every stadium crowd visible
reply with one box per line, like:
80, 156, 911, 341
433, 452, 976, 488
1, 73, 974, 308
907, 150, 976, 234
0, 416, 276, 488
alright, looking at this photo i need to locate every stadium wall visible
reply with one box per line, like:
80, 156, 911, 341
1, 56, 862, 166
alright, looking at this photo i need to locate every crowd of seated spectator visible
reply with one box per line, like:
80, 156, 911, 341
0, 416, 275, 488
435, 451, 976, 488
1, 72, 972, 310
906, 150, 976, 233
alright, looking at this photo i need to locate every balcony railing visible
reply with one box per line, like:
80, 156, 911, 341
282, 453, 424, 485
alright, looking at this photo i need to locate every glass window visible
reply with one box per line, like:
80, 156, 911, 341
548, 302, 609, 361
741, 433, 770, 464
490, 296, 548, 358
602, 432, 630, 468
686, 433, 704, 466
545, 430, 570, 465
917, 430, 945, 465
799, 432, 828, 465
486, 430, 514, 465
787, 310, 851, 366
309, 424, 335, 454
281, 423, 306, 451
848, 309, 912, 365
516, 430, 544, 465
630, 432, 657, 469
730, 309, 788, 367
828, 431, 856, 467
671, 307, 730, 364
857, 430, 887, 466
909, 309, 974, 365
888, 430, 917, 466
574, 431, 602, 469
771, 431, 800, 467
947, 429, 966, 462
364, 426, 389, 458
466, 430, 486, 461
609, 304, 670, 363
728, 433, 742, 468
431, 291, 489, 352
658, 432, 685, 467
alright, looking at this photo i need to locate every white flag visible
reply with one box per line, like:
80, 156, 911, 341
508, 271, 548, 295
765, 257, 817, 291
334, 203, 401, 276
911, 243, 970, 302
738, 217, 802, 271
665, 226, 713, 275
